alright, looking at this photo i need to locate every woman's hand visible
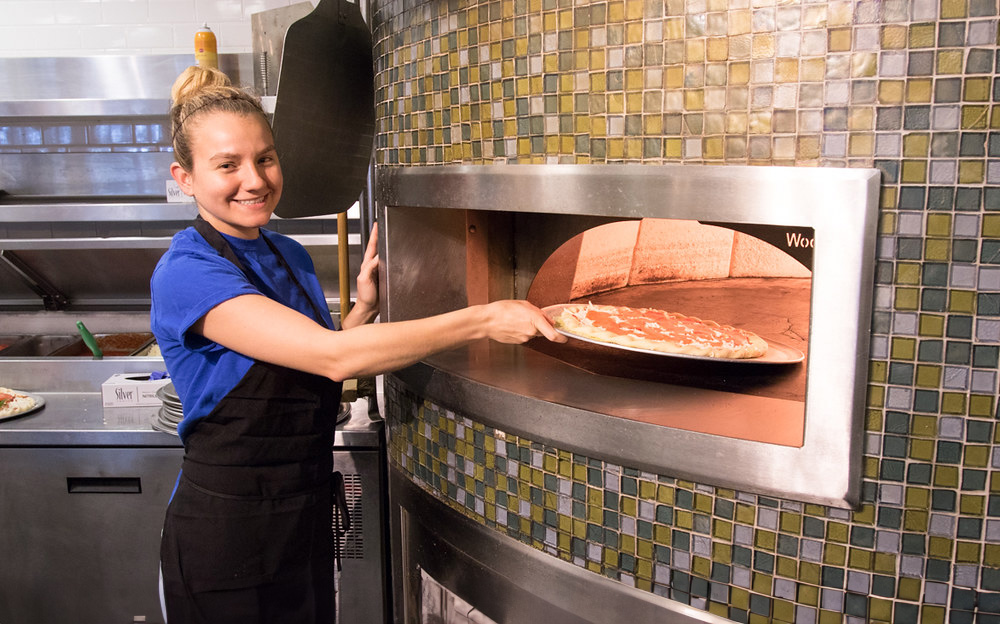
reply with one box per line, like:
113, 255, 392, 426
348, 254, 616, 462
342, 223, 380, 329
481, 300, 567, 344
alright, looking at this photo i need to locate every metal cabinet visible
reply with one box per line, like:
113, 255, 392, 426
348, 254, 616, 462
0, 446, 183, 624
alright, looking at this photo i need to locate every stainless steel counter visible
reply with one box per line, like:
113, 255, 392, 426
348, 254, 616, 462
0, 391, 383, 448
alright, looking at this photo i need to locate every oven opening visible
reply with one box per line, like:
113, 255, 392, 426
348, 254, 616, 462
524, 217, 813, 448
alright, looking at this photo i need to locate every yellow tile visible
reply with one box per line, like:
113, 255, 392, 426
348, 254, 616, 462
911, 438, 935, 462
963, 104, 990, 129
797, 581, 819, 605
965, 77, 992, 102
707, 37, 728, 61
704, 136, 724, 159
950, 290, 976, 314
874, 552, 897, 574
798, 135, 821, 160
626, 22, 644, 45
776, 58, 798, 82
903, 133, 930, 156
558, 8, 573, 29
970, 395, 995, 418
643, 114, 663, 135
686, 39, 706, 63
909, 23, 937, 48
901, 160, 927, 184
823, 543, 847, 566
881, 25, 907, 49
906, 79, 933, 103
665, 137, 683, 158
849, 108, 874, 131
848, 548, 873, 570
801, 58, 825, 82
960, 493, 985, 516
965, 445, 989, 468
685, 90, 705, 111
937, 49, 965, 75
829, 27, 852, 52
665, 17, 684, 40
941, 0, 968, 18
904, 509, 928, 532
729, 61, 750, 85
933, 464, 959, 488
878, 80, 904, 105
752, 34, 775, 59
942, 392, 967, 415
729, 10, 752, 34
848, 134, 874, 157
607, 92, 624, 114
959, 160, 985, 184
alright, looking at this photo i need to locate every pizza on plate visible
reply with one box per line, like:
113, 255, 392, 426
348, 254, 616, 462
550, 303, 768, 359
0, 387, 37, 418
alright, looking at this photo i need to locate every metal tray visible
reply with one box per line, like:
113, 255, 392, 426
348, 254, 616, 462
0, 335, 77, 357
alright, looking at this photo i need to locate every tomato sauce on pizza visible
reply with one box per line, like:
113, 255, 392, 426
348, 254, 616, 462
551, 303, 768, 359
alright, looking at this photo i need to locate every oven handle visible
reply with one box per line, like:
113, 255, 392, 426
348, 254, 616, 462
66, 476, 142, 494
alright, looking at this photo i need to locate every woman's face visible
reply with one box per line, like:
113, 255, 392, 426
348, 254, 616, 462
170, 111, 282, 239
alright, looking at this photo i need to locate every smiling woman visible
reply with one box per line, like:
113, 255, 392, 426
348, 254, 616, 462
150, 66, 565, 624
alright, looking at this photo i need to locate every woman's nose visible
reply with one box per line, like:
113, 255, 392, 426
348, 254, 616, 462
241, 164, 267, 189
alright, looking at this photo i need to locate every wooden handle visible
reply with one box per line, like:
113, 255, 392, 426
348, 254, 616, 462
338, 212, 351, 320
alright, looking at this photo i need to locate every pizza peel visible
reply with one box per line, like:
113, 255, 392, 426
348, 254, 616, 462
270, 0, 374, 218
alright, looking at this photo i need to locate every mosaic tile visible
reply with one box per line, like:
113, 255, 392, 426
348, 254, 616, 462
374, 0, 1000, 620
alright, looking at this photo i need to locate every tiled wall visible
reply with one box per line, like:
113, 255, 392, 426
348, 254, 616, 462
373, 0, 1000, 622
0, 0, 313, 56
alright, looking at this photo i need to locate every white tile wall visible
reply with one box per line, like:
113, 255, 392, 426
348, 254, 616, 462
0, 0, 316, 56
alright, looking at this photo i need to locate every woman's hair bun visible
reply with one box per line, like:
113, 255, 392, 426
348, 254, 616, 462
170, 65, 233, 108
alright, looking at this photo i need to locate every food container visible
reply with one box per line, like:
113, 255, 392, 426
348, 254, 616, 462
0, 335, 78, 357
47, 332, 155, 357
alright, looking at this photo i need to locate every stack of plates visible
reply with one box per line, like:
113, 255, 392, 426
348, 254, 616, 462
151, 382, 353, 436
153, 382, 183, 435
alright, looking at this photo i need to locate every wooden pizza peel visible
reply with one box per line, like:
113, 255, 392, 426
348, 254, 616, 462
271, 0, 374, 220
270, 0, 375, 319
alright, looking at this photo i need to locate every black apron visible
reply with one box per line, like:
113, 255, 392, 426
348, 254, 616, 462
160, 218, 343, 624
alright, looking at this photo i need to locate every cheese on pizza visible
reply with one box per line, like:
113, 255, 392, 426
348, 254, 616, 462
0, 387, 37, 418
552, 303, 768, 359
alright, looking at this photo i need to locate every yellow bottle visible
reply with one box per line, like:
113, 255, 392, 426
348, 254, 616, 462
194, 24, 218, 69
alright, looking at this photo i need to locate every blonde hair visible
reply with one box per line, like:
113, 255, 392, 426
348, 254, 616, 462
169, 66, 268, 171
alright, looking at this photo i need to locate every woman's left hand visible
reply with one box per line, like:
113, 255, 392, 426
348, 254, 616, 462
344, 223, 380, 327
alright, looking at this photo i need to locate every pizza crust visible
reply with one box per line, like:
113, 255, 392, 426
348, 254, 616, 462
0, 386, 37, 418
553, 303, 768, 359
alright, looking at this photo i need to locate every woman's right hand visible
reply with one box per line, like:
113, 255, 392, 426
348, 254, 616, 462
481, 300, 567, 344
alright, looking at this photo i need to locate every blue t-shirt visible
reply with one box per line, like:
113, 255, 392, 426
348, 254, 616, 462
150, 226, 335, 442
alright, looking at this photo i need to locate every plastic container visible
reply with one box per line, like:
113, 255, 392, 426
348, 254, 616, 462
194, 24, 218, 69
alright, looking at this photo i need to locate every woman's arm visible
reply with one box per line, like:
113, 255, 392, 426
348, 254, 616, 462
194, 294, 564, 382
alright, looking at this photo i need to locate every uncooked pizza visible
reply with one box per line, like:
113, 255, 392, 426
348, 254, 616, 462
550, 303, 768, 359
0, 387, 37, 418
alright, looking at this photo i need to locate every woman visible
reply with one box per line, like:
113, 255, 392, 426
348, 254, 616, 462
151, 66, 565, 623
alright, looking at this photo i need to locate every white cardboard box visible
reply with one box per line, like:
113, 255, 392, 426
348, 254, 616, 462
101, 373, 171, 407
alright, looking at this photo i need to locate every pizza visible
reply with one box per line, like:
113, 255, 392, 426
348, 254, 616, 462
0, 387, 37, 418
550, 303, 768, 359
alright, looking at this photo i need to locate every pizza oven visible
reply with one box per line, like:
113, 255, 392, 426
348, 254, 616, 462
378, 164, 880, 508
377, 164, 879, 624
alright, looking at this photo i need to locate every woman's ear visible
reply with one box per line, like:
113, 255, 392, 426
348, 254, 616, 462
170, 162, 194, 196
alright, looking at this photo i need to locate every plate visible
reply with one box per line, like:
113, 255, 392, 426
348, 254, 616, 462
0, 390, 46, 422
543, 304, 805, 365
